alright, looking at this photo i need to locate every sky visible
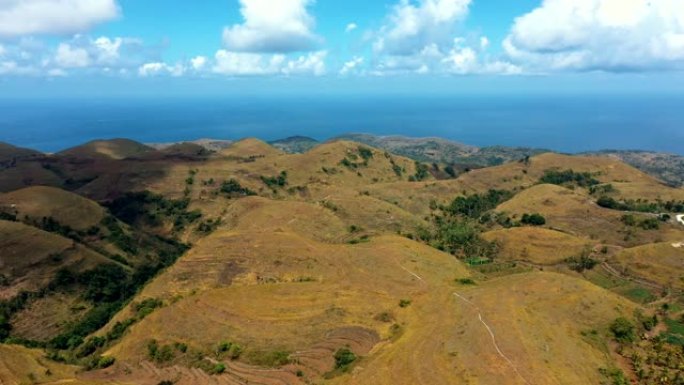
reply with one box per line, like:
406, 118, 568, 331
1, 0, 684, 97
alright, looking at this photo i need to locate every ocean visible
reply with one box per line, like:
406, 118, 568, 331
0, 94, 683, 154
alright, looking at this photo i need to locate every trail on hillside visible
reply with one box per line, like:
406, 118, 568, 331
677, 214, 684, 226
453, 292, 532, 385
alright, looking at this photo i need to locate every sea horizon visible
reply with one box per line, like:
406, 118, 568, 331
1, 94, 683, 155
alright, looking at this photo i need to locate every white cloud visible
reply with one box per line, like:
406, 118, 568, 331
55, 43, 91, 68
368, 0, 515, 76
0, 45, 5, 57
222, 0, 321, 53
340, 56, 364, 75
93, 37, 123, 64
0, 61, 38, 75
191, 56, 207, 70
212, 49, 327, 76
0, 0, 119, 37
374, 0, 471, 56
345, 23, 358, 33
283, 51, 326, 75
138, 62, 185, 77
504, 0, 684, 71
213, 51, 283, 75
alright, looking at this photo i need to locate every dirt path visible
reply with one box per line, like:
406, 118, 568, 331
453, 292, 532, 385
677, 214, 684, 226
600, 262, 680, 294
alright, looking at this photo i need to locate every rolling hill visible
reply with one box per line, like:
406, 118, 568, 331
0, 136, 683, 385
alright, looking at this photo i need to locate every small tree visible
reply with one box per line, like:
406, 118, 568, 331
521, 213, 546, 226
334, 348, 357, 370
610, 317, 636, 343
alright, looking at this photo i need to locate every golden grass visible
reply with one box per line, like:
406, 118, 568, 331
482, 227, 592, 264
0, 344, 80, 384
0, 186, 106, 230
609, 242, 684, 290
58, 139, 153, 160
333, 272, 636, 385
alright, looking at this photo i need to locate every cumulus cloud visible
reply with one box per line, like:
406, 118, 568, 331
374, 0, 471, 56
345, 23, 358, 33
504, 0, 684, 71
222, 0, 321, 53
191, 56, 207, 70
368, 0, 516, 75
55, 43, 91, 68
0, 0, 119, 37
48, 35, 145, 71
212, 49, 327, 76
138, 62, 185, 77
340, 56, 364, 75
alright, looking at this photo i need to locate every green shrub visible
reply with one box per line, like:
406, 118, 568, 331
610, 317, 636, 343
261, 171, 288, 189
358, 146, 374, 162
333, 348, 357, 370
456, 278, 476, 285
210, 363, 226, 374
540, 169, 600, 188
521, 213, 546, 226
399, 299, 412, 308
220, 179, 256, 197
446, 190, 514, 219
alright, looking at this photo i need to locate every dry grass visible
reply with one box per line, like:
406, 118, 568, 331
482, 227, 592, 265
330, 272, 636, 385
0, 186, 106, 230
609, 242, 684, 290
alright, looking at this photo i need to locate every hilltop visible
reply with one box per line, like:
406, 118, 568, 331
0, 136, 682, 385
57, 139, 155, 160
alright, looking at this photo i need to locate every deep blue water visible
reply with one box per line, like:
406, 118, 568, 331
0, 95, 682, 154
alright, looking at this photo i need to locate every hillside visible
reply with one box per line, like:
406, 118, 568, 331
0, 136, 683, 385
57, 139, 155, 160
0, 142, 42, 164
586, 150, 684, 187
0, 186, 106, 230
270, 136, 320, 153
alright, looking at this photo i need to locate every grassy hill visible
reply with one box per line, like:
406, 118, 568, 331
0, 136, 683, 384
57, 139, 155, 160
0, 186, 106, 230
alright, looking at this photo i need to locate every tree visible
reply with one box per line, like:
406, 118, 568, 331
334, 348, 357, 370
610, 317, 636, 343
521, 213, 546, 226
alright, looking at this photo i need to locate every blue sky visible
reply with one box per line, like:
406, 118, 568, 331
1, 0, 684, 96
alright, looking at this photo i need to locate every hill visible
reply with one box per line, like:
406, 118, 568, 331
336, 133, 547, 167
147, 139, 233, 152
0, 142, 42, 164
608, 242, 684, 290
482, 227, 592, 265
57, 139, 154, 160
1, 136, 683, 385
270, 136, 320, 153
586, 150, 684, 187
0, 186, 106, 230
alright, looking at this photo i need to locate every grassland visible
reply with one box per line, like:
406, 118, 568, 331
0, 137, 683, 384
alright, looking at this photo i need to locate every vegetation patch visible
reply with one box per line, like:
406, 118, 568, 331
261, 171, 288, 189
106, 191, 202, 232
220, 179, 256, 198
539, 169, 600, 188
